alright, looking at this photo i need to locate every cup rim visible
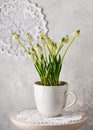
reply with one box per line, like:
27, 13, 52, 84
34, 81, 68, 87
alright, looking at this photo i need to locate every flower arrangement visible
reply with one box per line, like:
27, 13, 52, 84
12, 30, 80, 86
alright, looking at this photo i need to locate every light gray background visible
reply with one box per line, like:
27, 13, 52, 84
0, 0, 93, 129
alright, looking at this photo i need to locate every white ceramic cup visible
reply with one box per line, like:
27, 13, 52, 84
34, 81, 77, 117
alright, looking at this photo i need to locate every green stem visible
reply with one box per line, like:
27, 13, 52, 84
61, 37, 76, 62
29, 41, 33, 48
46, 43, 52, 57
43, 43, 47, 62
17, 39, 28, 52
56, 42, 64, 56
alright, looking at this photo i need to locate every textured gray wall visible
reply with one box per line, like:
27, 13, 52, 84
0, 0, 93, 129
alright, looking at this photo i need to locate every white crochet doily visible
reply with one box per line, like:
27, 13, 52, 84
0, 0, 48, 59
16, 109, 85, 125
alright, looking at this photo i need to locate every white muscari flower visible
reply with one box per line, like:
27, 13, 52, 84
36, 43, 43, 54
26, 33, 33, 47
39, 32, 46, 45
39, 32, 45, 40
61, 35, 69, 44
46, 37, 53, 46
31, 48, 36, 54
27, 52, 36, 63
72, 30, 80, 39
26, 33, 32, 42
64, 35, 69, 43
12, 32, 28, 52
12, 32, 20, 41
56, 35, 69, 56
46, 37, 54, 54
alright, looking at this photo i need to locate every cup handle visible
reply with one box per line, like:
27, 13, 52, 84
63, 91, 77, 110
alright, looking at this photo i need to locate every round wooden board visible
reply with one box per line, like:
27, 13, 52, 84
10, 111, 88, 130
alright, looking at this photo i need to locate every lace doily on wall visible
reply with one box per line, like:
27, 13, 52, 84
0, 0, 48, 59
16, 109, 86, 125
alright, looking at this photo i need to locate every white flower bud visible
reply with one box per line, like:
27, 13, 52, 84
26, 33, 32, 43
39, 32, 45, 40
46, 37, 53, 46
61, 35, 69, 44
36, 43, 43, 54
27, 52, 36, 62
12, 32, 20, 40
31, 48, 36, 54
72, 30, 80, 39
